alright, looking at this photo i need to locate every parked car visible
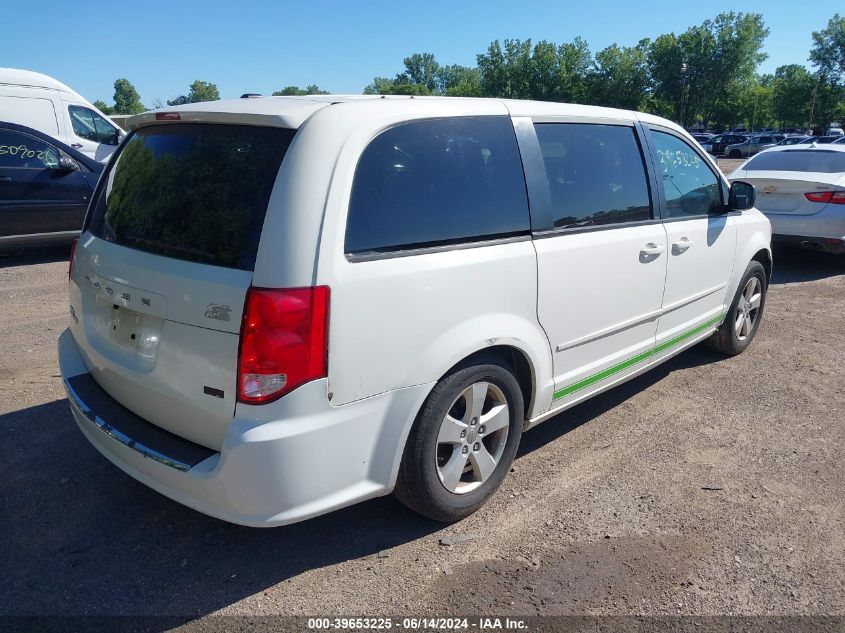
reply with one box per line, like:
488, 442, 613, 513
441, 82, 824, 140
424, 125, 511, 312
729, 145, 845, 254
825, 127, 844, 137
809, 136, 839, 144
724, 134, 785, 158
0, 121, 103, 248
704, 133, 749, 155
59, 97, 771, 526
691, 133, 715, 144
776, 136, 812, 146
833, 136, 845, 144
0, 68, 124, 162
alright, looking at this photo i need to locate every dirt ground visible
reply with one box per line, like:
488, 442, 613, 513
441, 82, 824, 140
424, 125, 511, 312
1, 237, 843, 627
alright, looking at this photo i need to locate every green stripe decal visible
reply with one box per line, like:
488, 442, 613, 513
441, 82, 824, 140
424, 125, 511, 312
552, 313, 725, 401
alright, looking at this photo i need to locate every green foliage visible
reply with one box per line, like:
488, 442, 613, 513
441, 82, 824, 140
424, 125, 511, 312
112, 78, 145, 114
360, 10, 845, 133
588, 40, 651, 110
771, 65, 815, 128
649, 12, 769, 128
810, 14, 845, 81
93, 100, 113, 115
438, 65, 483, 96
167, 80, 220, 106
398, 53, 440, 92
272, 85, 329, 96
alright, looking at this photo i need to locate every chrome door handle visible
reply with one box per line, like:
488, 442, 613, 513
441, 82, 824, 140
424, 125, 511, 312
70, 143, 83, 149
672, 237, 693, 253
640, 243, 665, 256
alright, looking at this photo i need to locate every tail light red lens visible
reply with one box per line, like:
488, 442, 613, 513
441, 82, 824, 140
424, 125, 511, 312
68, 238, 78, 282
155, 112, 181, 121
237, 286, 329, 404
805, 191, 845, 204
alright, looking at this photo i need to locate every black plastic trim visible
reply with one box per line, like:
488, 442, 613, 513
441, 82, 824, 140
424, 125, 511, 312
511, 117, 554, 231
532, 218, 663, 239
66, 373, 216, 470
345, 233, 532, 262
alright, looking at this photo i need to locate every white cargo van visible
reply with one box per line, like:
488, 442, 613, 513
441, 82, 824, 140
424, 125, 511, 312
0, 68, 123, 162
59, 96, 772, 526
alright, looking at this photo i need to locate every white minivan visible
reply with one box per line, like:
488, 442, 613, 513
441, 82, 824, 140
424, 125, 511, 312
59, 96, 772, 526
0, 68, 123, 162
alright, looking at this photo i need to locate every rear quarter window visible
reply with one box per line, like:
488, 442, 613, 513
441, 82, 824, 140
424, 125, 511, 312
89, 123, 295, 270
345, 116, 530, 254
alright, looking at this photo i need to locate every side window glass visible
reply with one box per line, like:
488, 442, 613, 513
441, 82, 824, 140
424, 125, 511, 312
69, 106, 99, 142
533, 123, 652, 229
0, 129, 60, 169
652, 131, 721, 218
346, 116, 529, 254
92, 111, 118, 144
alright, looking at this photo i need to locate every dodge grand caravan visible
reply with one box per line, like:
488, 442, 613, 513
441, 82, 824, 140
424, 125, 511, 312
59, 96, 772, 526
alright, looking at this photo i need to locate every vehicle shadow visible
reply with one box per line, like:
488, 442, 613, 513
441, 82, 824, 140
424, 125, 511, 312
0, 243, 73, 268
0, 345, 726, 622
0, 399, 440, 620
770, 245, 844, 285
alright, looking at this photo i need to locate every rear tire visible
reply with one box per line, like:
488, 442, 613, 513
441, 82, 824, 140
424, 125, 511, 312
729, 149, 742, 158
394, 355, 524, 522
706, 261, 767, 356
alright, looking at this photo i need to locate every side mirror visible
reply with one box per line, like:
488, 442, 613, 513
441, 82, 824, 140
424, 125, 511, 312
729, 181, 755, 211
56, 155, 79, 173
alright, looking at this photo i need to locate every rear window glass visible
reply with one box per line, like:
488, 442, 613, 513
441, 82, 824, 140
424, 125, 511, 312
745, 150, 845, 173
90, 123, 294, 270
345, 116, 529, 254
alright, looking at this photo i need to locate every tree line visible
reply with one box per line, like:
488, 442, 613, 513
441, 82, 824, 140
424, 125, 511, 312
95, 12, 844, 132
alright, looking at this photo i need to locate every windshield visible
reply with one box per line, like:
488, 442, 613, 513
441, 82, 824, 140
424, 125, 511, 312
745, 150, 845, 173
88, 123, 295, 270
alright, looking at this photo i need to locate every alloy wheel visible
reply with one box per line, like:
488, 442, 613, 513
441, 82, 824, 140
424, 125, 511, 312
435, 381, 510, 494
734, 276, 762, 341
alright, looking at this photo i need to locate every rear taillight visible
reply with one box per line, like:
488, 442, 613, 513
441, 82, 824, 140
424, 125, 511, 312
805, 191, 845, 204
237, 286, 330, 404
155, 112, 181, 121
68, 238, 78, 282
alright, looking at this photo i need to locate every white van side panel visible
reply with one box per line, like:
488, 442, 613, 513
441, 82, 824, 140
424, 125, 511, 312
0, 92, 60, 134
325, 241, 552, 414
296, 101, 555, 416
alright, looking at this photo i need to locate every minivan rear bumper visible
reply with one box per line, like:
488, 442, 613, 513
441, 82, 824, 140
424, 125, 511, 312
59, 328, 433, 527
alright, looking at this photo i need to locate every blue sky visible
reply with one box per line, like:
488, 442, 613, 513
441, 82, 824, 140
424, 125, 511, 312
3, 0, 839, 106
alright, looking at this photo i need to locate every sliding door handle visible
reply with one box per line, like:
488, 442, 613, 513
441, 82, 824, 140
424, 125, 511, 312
672, 237, 693, 254
640, 243, 665, 257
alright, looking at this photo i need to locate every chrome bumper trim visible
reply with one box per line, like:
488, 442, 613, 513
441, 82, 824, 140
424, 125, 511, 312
64, 377, 192, 472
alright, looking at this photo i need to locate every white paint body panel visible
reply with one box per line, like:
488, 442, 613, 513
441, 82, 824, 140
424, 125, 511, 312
655, 216, 736, 358
535, 224, 667, 404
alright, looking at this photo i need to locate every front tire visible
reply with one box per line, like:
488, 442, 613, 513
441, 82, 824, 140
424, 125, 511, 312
394, 355, 524, 522
729, 149, 742, 158
706, 261, 767, 356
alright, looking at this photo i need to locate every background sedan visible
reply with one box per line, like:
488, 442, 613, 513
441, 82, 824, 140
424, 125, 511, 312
729, 145, 845, 254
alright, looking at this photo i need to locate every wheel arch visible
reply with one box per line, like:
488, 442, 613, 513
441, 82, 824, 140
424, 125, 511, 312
751, 247, 772, 283
443, 344, 536, 420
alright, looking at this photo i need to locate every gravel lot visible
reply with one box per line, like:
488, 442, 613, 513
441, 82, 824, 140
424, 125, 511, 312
1, 222, 843, 625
